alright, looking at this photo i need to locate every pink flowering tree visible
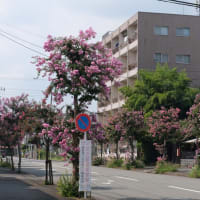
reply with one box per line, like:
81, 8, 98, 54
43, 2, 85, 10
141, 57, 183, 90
147, 107, 181, 160
120, 110, 145, 163
88, 115, 106, 162
105, 113, 124, 160
0, 94, 31, 171
33, 28, 122, 182
186, 94, 200, 163
27, 102, 61, 184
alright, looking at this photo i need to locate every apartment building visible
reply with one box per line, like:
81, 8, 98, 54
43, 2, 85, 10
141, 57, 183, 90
98, 12, 200, 124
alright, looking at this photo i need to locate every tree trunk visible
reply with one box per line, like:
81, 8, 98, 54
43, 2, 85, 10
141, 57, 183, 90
115, 141, 119, 160
100, 142, 103, 162
196, 136, 199, 165
17, 142, 21, 173
45, 138, 53, 185
129, 138, 134, 163
10, 148, 15, 171
163, 139, 166, 160
171, 143, 177, 163
72, 95, 79, 183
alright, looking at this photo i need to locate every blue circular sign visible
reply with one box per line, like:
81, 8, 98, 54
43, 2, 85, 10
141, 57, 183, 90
75, 113, 91, 132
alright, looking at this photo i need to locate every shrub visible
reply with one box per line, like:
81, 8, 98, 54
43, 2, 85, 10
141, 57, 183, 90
155, 161, 179, 174
132, 160, 145, 168
92, 157, 105, 166
57, 174, 79, 197
189, 166, 200, 178
0, 161, 11, 168
123, 162, 133, 170
107, 158, 123, 168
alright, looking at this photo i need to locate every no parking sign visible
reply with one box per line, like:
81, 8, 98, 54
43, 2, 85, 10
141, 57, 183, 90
75, 113, 91, 132
75, 113, 92, 194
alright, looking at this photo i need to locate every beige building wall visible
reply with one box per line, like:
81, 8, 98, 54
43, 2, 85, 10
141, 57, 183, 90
98, 12, 200, 125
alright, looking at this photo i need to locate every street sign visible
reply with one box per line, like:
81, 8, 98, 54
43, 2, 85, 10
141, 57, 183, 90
75, 113, 91, 132
79, 140, 92, 192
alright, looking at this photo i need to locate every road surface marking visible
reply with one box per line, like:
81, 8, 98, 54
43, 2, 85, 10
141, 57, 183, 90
102, 179, 114, 185
168, 185, 200, 193
115, 176, 139, 182
91, 178, 97, 181
92, 172, 99, 174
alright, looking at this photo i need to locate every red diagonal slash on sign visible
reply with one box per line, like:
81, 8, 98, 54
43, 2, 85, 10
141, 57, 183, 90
79, 117, 87, 128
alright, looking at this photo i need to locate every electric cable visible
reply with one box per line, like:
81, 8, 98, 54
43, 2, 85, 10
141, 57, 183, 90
0, 32, 47, 57
0, 27, 43, 49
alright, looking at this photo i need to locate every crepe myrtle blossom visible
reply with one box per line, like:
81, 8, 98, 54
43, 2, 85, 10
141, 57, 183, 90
120, 110, 144, 162
186, 93, 200, 160
34, 27, 122, 106
34, 28, 122, 183
148, 107, 181, 159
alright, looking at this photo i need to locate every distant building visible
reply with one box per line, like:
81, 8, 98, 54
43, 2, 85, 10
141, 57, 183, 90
98, 12, 200, 124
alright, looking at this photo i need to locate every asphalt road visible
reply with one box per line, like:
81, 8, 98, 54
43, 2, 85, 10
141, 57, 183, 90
17, 158, 200, 200
0, 168, 58, 200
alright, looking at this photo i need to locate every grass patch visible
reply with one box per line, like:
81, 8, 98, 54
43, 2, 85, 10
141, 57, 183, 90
123, 160, 145, 170
132, 160, 145, 168
155, 161, 179, 174
0, 161, 11, 168
106, 158, 123, 168
189, 166, 200, 178
92, 157, 106, 166
57, 174, 80, 197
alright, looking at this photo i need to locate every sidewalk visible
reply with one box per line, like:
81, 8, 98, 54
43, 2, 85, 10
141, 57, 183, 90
0, 168, 69, 200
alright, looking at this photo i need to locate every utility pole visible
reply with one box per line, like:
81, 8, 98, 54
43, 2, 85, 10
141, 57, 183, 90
157, 0, 200, 16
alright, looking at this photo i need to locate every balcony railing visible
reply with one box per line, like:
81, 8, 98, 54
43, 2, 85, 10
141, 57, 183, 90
112, 47, 119, 54
128, 62, 137, 70
112, 97, 118, 103
128, 34, 137, 44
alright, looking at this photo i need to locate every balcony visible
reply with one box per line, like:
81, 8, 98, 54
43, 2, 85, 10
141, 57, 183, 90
112, 97, 118, 103
128, 67, 138, 78
112, 46, 119, 54
128, 62, 137, 70
128, 33, 137, 44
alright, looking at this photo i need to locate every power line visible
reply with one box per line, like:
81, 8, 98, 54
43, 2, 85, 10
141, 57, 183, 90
1, 23, 46, 40
0, 32, 47, 57
0, 27, 43, 49
157, 0, 200, 15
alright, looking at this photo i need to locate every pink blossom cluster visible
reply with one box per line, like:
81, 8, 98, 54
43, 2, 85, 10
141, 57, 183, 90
148, 107, 181, 158
0, 94, 30, 148
34, 27, 122, 105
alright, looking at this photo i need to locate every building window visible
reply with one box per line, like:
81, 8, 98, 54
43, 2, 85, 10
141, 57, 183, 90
176, 55, 190, 64
154, 26, 168, 36
176, 28, 190, 37
154, 53, 168, 63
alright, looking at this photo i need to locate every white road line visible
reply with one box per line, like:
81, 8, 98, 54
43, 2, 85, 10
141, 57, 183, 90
168, 185, 200, 193
102, 179, 114, 185
115, 176, 139, 182
91, 172, 99, 174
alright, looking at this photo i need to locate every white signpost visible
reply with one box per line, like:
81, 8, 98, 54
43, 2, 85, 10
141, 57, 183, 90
79, 139, 92, 192
75, 113, 92, 199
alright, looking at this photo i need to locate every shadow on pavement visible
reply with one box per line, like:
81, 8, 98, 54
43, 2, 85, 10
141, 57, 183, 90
92, 186, 114, 190
0, 175, 57, 200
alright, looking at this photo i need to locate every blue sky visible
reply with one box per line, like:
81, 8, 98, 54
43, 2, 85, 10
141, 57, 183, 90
0, 0, 197, 111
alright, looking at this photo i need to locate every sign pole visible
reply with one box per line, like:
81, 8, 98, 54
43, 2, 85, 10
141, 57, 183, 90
84, 131, 87, 199
75, 113, 92, 200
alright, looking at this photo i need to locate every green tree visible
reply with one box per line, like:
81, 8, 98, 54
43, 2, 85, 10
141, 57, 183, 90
120, 64, 199, 118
